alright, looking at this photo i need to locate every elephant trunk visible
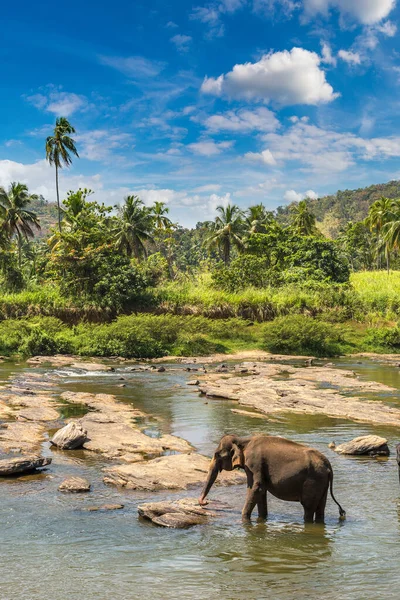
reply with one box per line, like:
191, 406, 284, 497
198, 457, 219, 505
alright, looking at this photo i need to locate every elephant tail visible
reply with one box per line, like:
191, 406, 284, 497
329, 471, 346, 520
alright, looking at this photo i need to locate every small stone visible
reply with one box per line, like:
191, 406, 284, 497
51, 422, 88, 450
187, 380, 200, 386
328, 442, 336, 449
157, 366, 166, 372
59, 476, 91, 493
117, 384, 126, 388
118, 377, 125, 381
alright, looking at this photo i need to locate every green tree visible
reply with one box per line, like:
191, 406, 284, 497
365, 196, 396, 273
0, 182, 40, 266
45, 117, 79, 232
245, 204, 274, 235
290, 200, 318, 236
151, 201, 173, 230
205, 204, 245, 265
114, 195, 155, 260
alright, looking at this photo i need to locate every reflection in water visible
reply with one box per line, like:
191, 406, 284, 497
2, 358, 400, 599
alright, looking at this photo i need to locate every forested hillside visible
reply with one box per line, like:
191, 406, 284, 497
278, 180, 400, 238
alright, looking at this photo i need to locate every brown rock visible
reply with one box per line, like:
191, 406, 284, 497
51, 422, 88, 450
0, 455, 52, 476
84, 504, 124, 512
334, 435, 390, 456
138, 498, 217, 528
59, 476, 91, 492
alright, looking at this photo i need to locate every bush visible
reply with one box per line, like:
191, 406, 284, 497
172, 334, 227, 356
211, 256, 281, 292
364, 326, 400, 350
261, 314, 345, 357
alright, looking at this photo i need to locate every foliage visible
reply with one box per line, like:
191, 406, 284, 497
205, 204, 245, 264
211, 255, 281, 291
261, 315, 346, 357
114, 195, 155, 260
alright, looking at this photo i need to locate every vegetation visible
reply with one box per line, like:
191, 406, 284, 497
3, 118, 400, 358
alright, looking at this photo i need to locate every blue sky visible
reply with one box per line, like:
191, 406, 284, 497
1, 0, 400, 226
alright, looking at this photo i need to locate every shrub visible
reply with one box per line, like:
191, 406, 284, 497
211, 256, 281, 292
364, 326, 400, 350
173, 334, 227, 356
261, 314, 345, 357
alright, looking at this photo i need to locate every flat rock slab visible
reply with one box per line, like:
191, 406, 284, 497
0, 455, 51, 476
70, 362, 115, 372
103, 453, 246, 491
27, 355, 77, 367
198, 362, 400, 427
138, 498, 217, 528
83, 504, 124, 512
0, 421, 46, 454
334, 435, 390, 456
59, 476, 91, 492
51, 422, 88, 450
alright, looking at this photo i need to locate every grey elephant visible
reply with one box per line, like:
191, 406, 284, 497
198, 434, 346, 523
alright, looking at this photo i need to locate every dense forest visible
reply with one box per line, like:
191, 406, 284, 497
2, 118, 400, 359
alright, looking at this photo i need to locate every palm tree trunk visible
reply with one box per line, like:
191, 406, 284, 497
17, 234, 22, 269
55, 163, 61, 233
387, 246, 390, 275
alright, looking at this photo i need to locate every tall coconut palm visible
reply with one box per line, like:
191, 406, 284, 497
245, 203, 274, 235
151, 201, 173, 230
290, 200, 317, 236
45, 117, 79, 232
114, 195, 155, 260
381, 199, 400, 270
365, 196, 396, 272
0, 182, 40, 266
205, 204, 244, 265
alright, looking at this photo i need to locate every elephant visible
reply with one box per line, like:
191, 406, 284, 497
198, 434, 346, 523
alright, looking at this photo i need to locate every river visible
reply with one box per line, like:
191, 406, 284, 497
1, 357, 400, 600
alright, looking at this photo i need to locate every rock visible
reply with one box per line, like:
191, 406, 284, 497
103, 452, 246, 491
84, 504, 124, 512
187, 380, 200, 386
59, 476, 91, 492
117, 384, 126, 388
334, 435, 390, 456
50, 422, 88, 450
70, 362, 115, 372
328, 442, 336, 449
396, 443, 400, 466
157, 366, 166, 372
17, 407, 60, 422
215, 364, 228, 373
0, 455, 52, 476
138, 498, 216, 528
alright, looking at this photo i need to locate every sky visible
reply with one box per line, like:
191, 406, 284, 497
1, 0, 400, 226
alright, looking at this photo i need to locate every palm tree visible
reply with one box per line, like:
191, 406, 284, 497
290, 200, 317, 236
151, 201, 173, 230
245, 203, 274, 235
114, 195, 155, 260
45, 117, 79, 232
381, 199, 400, 271
0, 182, 40, 266
365, 197, 396, 272
205, 204, 244, 264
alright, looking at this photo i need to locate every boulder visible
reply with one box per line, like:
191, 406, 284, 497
58, 476, 91, 492
50, 422, 88, 450
138, 498, 217, 528
334, 435, 390, 456
187, 380, 200, 386
103, 452, 246, 491
0, 455, 52, 476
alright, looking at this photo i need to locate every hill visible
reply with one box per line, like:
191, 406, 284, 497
277, 180, 400, 238
31, 196, 59, 236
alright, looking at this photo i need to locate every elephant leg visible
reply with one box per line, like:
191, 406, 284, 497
315, 488, 328, 523
257, 490, 268, 520
242, 486, 259, 520
303, 507, 315, 523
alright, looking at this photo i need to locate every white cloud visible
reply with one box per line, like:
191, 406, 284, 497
190, 0, 246, 37
376, 20, 397, 36
26, 90, 88, 117
284, 189, 318, 202
193, 184, 222, 192
201, 47, 338, 105
98, 55, 165, 78
338, 49, 362, 65
166, 21, 178, 28
170, 34, 193, 52
207, 192, 232, 213
188, 140, 234, 156
303, 0, 396, 25
76, 130, 134, 162
321, 42, 336, 66
244, 149, 277, 165
204, 107, 279, 133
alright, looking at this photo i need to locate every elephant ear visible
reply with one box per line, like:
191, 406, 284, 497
231, 443, 243, 468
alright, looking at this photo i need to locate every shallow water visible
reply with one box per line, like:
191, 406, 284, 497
1, 358, 400, 600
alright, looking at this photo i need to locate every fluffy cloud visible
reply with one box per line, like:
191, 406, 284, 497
338, 50, 362, 65
188, 140, 234, 156
76, 130, 134, 162
284, 189, 318, 202
303, 0, 396, 25
190, 0, 246, 37
259, 119, 400, 173
26, 90, 88, 117
201, 47, 338, 105
204, 107, 279, 133
321, 42, 337, 66
170, 34, 192, 52
244, 149, 277, 166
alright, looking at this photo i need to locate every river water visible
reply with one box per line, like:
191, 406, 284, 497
1, 358, 400, 600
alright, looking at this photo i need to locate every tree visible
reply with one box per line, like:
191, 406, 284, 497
0, 182, 40, 266
205, 204, 244, 265
365, 196, 396, 273
114, 195, 155, 260
45, 117, 79, 232
290, 200, 318, 236
245, 204, 274, 235
381, 199, 400, 265
151, 201, 173, 230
